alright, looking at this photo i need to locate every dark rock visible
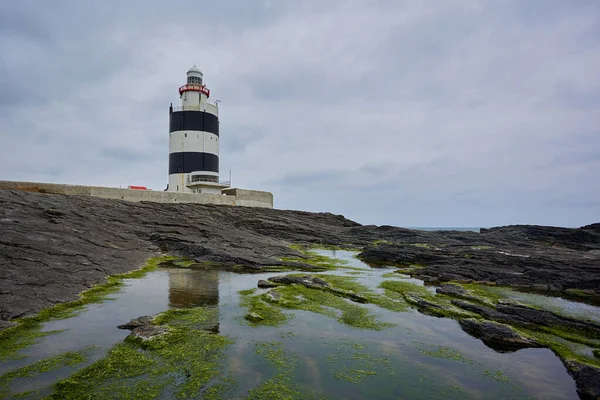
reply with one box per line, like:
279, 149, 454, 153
358, 234, 600, 297
403, 293, 459, 317
563, 360, 600, 400
458, 318, 540, 351
117, 316, 153, 330
451, 300, 532, 326
43, 208, 65, 217
265, 289, 282, 302
436, 284, 494, 306
267, 275, 330, 289
404, 293, 444, 310
436, 284, 468, 297
244, 312, 264, 322
257, 279, 278, 288
495, 303, 600, 335
118, 316, 166, 339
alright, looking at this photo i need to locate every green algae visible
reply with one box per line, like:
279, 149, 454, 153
280, 245, 355, 272
247, 341, 320, 400
268, 285, 392, 330
484, 369, 510, 383
379, 280, 433, 299
0, 350, 92, 397
239, 288, 257, 296
240, 274, 402, 330
372, 240, 394, 245
346, 271, 364, 276
268, 274, 410, 326
411, 243, 433, 249
326, 340, 393, 384
240, 292, 291, 327
306, 243, 360, 252
455, 283, 505, 304
593, 348, 600, 359
563, 289, 600, 305
0, 255, 176, 361
418, 345, 472, 363
50, 307, 234, 399
380, 281, 478, 319
518, 327, 600, 369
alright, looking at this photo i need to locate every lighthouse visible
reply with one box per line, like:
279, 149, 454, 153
167, 66, 228, 194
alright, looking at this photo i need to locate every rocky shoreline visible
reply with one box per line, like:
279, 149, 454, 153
1, 188, 598, 323
1, 188, 599, 398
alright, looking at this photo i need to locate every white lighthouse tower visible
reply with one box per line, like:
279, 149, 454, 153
167, 66, 229, 194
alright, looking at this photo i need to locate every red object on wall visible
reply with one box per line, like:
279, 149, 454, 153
127, 185, 147, 190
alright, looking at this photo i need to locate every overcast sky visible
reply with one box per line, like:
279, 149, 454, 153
1, 1, 598, 228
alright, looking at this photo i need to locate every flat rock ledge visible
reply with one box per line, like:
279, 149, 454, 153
458, 318, 540, 352
117, 316, 167, 340
435, 284, 494, 306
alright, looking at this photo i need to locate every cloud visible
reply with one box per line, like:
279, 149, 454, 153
0, 0, 599, 227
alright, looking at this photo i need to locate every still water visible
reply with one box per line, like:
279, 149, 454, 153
0, 251, 581, 399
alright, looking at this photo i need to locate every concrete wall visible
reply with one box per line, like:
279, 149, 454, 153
222, 188, 274, 208
0, 181, 273, 208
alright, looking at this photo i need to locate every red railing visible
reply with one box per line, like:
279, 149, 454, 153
179, 84, 210, 97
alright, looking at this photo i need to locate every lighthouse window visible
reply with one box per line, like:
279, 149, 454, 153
187, 76, 203, 85
185, 133, 187, 137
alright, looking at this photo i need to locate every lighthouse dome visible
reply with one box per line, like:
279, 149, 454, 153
186, 66, 203, 85
187, 65, 203, 75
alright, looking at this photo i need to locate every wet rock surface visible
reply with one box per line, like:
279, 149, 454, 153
257, 279, 278, 288
117, 316, 167, 339
267, 275, 331, 289
1, 189, 598, 324
458, 318, 540, 351
436, 284, 493, 305
564, 360, 600, 400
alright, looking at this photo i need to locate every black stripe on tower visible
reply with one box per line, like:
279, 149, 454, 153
169, 152, 219, 174
169, 111, 219, 136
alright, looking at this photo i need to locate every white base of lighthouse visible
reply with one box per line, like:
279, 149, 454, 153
168, 172, 228, 195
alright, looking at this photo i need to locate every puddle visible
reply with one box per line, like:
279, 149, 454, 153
0, 250, 586, 399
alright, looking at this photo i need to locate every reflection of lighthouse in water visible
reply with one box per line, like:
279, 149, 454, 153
167, 269, 219, 332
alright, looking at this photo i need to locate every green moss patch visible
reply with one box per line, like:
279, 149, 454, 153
471, 246, 492, 250
240, 292, 291, 327
0, 255, 175, 361
270, 285, 391, 330
0, 350, 92, 397
241, 275, 408, 330
50, 307, 234, 399
379, 280, 433, 299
